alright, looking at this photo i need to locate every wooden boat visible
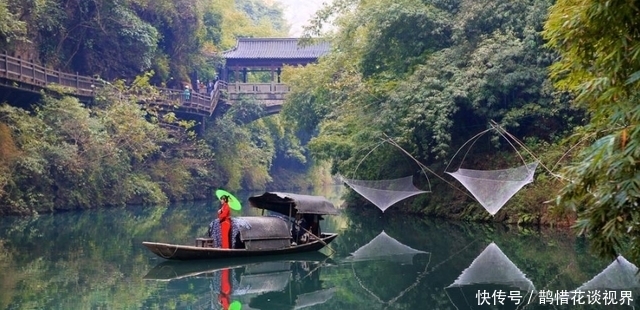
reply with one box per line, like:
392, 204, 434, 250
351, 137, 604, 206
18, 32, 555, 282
143, 192, 340, 260
142, 233, 338, 260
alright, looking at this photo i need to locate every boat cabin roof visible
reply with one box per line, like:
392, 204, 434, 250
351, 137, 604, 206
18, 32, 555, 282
248, 192, 339, 216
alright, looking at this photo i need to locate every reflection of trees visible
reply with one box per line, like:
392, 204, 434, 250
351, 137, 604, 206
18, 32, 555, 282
0, 239, 19, 310
351, 257, 432, 305
0, 196, 629, 309
318, 208, 622, 309
0, 201, 215, 309
445, 242, 537, 310
346, 237, 486, 309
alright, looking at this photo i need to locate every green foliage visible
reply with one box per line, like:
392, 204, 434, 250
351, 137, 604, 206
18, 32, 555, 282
2, 0, 287, 86
0, 0, 296, 213
544, 0, 640, 262
350, 0, 452, 77
285, 0, 578, 183
205, 97, 268, 190
0, 81, 218, 214
0, 0, 27, 45
235, 0, 289, 34
209, 0, 289, 51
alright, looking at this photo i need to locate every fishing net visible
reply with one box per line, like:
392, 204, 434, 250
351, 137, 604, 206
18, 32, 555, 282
346, 231, 428, 264
339, 175, 429, 212
446, 162, 539, 216
577, 256, 640, 291
448, 242, 535, 292
444, 122, 544, 216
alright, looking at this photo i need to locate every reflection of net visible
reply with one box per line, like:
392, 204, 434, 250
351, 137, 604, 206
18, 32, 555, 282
351, 254, 432, 305
577, 256, 640, 291
446, 162, 539, 216
448, 242, 535, 292
350, 239, 478, 307
348, 231, 427, 264
339, 175, 428, 212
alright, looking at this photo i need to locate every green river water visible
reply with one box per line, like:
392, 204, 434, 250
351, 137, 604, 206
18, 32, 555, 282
0, 186, 637, 309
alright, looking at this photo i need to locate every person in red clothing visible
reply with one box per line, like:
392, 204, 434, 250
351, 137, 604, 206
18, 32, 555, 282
218, 195, 232, 248
218, 268, 232, 309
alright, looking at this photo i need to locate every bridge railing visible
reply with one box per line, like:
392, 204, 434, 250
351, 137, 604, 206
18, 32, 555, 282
227, 83, 290, 94
154, 87, 217, 115
0, 51, 220, 115
0, 51, 102, 97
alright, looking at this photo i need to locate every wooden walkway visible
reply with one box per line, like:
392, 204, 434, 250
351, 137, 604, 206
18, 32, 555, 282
0, 52, 224, 116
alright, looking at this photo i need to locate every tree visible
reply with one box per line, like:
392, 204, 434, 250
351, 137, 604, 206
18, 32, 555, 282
0, 0, 26, 46
285, 0, 575, 178
544, 1, 640, 262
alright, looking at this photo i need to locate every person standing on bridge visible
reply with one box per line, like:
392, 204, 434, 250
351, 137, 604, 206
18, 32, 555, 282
183, 85, 191, 101
207, 80, 214, 95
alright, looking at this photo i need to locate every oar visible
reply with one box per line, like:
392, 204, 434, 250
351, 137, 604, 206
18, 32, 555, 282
300, 255, 332, 281
291, 221, 336, 255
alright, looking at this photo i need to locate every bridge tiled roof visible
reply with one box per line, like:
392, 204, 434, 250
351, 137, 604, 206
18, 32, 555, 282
223, 38, 330, 60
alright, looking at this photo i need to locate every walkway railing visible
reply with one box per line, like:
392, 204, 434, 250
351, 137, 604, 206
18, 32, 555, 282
227, 82, 290, 94
0, 51, 220, 115
0, 51, 101, 97
154, 87, 218, 115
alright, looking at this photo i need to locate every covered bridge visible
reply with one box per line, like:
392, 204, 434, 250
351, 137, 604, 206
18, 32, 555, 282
220, 37, 330, 114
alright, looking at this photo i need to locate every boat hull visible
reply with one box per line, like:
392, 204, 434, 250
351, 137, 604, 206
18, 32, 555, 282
143, 233, 338, 260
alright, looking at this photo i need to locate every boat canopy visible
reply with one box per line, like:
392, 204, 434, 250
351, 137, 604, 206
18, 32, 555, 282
237, 216, 292, 250
248, 192, 339, 216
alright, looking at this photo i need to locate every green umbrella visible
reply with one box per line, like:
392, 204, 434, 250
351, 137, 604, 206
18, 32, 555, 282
229, 301, 242, 310
215, 189, 242, 211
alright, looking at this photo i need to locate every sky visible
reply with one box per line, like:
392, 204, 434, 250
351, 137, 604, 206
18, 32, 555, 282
270, 0, 330, 37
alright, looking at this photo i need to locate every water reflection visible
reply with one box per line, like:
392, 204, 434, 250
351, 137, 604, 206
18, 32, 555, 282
144, 253, 336, 309
342, 230, 432, 308
576, 256, 640, 292
2, 196, 640, 309
560, 256, 640, 309
344, 230, 428, 264
445, 242, 536, 310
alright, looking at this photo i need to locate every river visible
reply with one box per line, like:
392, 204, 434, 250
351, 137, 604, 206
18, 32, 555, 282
0, 186, 637, 309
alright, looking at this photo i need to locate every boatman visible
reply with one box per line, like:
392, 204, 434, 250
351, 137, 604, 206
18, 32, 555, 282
218, 195, 232, 248
292, 213, 312, 244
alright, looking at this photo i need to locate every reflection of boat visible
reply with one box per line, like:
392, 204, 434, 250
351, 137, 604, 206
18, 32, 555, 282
143, 192, 339, 260
143, 252, 335, 281
294, 287, 337, 309
446, 242, 536, 309
144, 253, 337, 310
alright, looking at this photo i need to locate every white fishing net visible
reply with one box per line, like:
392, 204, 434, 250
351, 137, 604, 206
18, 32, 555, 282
448, 242, 535, 292
339, 175, 429, 212
346, 231, 428, 264
446, 162, 539, 216
577, 256, 640, 291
